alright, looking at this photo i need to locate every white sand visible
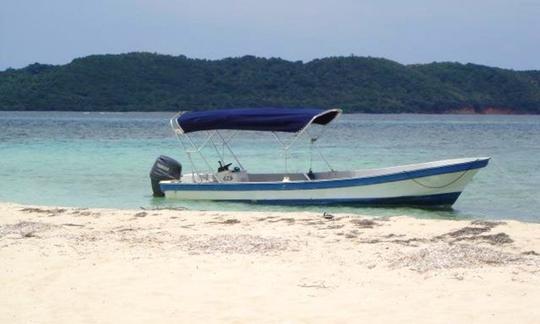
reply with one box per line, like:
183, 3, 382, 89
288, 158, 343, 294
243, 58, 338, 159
1, 202, 539, 323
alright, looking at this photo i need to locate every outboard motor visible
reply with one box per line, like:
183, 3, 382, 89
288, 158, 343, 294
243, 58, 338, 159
149, 155, 182, 197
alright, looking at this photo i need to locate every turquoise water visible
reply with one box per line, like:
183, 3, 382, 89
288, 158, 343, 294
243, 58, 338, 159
1, 111, 539, 222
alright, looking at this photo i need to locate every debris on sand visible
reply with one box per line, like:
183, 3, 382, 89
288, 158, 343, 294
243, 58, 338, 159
298, 281, 330, 289
432, 224, 514, 246
357, 238, 381, 244
303, 220, 326, 226
453, 232, 514, 245
470, 220, 506, 229
206, 219, 241, 225
256, 216, 278, 222
140, 206, 188, 211
183, 234, 291, 254
134, 212, 147, 218
20, 207, 66, 215
0, 221, 57, 239
389, 237, 428, 247
326, 224, 344, 230
62, 223, 85, 227
268, 217, 295, 224
391, 243, 522, 272
443, 226, 491, 238
350, 219, 378, 228
71, 210, 100, 217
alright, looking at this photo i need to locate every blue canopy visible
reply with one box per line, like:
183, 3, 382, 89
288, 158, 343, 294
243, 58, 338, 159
175, 108, 341, 133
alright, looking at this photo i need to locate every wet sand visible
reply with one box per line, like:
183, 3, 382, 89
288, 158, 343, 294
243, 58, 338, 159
1, 203, 539, 323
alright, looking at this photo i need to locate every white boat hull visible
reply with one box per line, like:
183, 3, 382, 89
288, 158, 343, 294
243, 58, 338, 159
160, 157, 489, 207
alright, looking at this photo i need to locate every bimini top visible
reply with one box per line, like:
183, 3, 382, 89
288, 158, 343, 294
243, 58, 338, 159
173, 108, 341, 134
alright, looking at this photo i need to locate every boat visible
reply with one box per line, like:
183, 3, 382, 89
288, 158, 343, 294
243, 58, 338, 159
150, 108, 489, 207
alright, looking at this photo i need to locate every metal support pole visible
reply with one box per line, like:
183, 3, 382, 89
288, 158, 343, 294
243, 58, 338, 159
215, 130, 245, 170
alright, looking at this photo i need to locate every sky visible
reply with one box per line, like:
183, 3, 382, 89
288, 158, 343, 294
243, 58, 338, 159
1, 0, 539, 71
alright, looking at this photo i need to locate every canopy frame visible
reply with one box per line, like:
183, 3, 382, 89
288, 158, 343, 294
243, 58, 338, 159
170, 108, 341, 182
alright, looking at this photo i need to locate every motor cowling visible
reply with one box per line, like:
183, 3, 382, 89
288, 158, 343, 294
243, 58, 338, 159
150, 155, 182, 197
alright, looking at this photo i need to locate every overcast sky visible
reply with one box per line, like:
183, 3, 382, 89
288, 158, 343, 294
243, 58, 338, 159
1, 0, 539, 71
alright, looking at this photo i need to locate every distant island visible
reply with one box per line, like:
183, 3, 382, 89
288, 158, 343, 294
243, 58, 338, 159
1, 52, 539, 113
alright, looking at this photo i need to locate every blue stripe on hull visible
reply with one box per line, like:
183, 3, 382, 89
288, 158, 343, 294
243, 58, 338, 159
160, 158, 489, 192
223, 192, 462, 207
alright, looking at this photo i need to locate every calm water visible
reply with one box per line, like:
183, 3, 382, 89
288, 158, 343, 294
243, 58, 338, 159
1, 111, 539, 222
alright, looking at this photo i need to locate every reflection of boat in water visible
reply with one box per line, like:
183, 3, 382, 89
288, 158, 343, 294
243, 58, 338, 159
150, 108, 489, 207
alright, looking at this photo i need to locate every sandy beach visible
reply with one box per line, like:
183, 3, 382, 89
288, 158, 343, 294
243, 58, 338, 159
1, 203, 539, 323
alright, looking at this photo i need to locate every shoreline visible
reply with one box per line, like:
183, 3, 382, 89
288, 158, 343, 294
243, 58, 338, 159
1, 202, 539, 323
2, 110, 539, 115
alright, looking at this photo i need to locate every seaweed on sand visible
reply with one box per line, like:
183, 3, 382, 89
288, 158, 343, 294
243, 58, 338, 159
0, 221, 57, 239
391, 243, 522, 272
350, 219, 379, 228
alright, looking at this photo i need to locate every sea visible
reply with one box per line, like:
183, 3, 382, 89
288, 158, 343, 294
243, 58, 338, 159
1, 111, 539, 222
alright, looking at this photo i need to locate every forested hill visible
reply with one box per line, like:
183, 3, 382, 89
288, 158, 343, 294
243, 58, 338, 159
1, 52, 539, 113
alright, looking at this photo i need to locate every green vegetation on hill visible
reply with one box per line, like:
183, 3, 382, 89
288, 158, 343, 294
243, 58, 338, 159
1, 52, 539, 113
